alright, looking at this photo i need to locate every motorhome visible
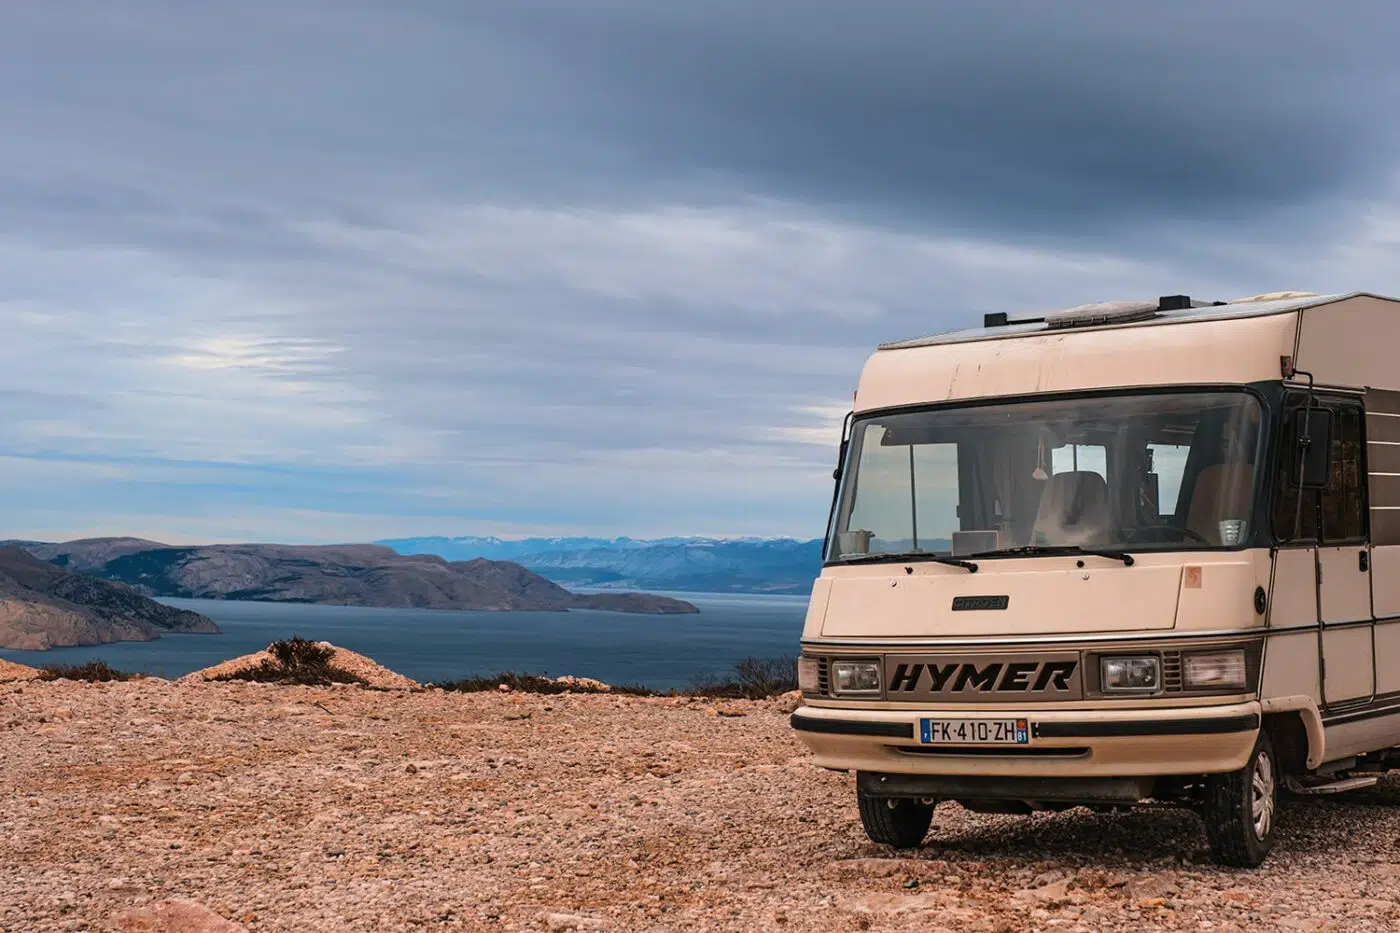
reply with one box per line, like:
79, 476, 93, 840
791, 290, 1400, 867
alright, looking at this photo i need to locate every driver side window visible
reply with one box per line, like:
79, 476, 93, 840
1270, 397, 1368, 543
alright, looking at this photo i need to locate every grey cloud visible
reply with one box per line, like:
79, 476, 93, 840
459, 0, 1400, 241
9, 2, 1398, 249
1, 2, 1399, 540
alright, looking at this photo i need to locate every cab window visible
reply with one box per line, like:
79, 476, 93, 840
1271, 397, 1367, 543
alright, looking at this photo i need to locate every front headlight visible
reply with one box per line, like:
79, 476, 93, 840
1101, 656, 1160, 692
830, 660, 882, 696
797, 656, 821, 694
1184, 650, 1247, 690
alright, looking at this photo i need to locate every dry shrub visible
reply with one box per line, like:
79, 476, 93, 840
38, 660, 134, 683
433, 655, 797, 699
211, 636, 367, 687
688, 655, 798, 699
433, 672, 660, 696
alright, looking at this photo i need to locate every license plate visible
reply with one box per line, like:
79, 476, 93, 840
920, 718, 1030, 745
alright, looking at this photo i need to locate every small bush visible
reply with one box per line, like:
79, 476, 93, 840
434, 673, 594, 694
270, 636, 335, 670
211, 636, 367, 687
688, 655, 798, 699
735, 655, 799, 697
431, 672, 661, 696
38, 660, 134, 683
432, 655, 798, 700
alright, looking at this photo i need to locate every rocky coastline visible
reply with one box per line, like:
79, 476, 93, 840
0, 545, 218, 650
21, 538, 699, 616
0, 537, 698, 652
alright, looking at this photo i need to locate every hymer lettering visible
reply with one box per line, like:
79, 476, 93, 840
1033, 661, 1077, 691
952, 663, 1004, 692
997, 662, 1038, 692
888, 663, 924, 692
927, 663, 960, 691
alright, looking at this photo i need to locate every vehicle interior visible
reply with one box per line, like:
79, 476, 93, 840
836, 393, 1265, 557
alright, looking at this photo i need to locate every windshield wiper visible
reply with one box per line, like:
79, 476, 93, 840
969, 544, 1135, 567
837, 551, 978, 573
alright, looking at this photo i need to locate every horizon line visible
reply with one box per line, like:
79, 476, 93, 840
4, 532, 828, 547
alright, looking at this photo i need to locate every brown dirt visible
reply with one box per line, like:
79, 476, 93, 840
4, 679, 1400, 932
178, 641, 421, 690
0, 657, 41, 682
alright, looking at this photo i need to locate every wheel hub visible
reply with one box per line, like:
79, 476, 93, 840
1251, 750, 1276, 840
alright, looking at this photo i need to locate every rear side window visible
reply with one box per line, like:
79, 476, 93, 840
1321, 405, 1366, 542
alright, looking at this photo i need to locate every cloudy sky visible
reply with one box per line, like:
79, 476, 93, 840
2, 1, 1398, 544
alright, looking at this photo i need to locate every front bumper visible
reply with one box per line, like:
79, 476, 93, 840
790, 701, 1261, 778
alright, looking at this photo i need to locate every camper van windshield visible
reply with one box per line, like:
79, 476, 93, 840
827, 391, 1265, 562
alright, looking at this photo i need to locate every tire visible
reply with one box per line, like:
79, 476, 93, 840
857, 788, 934, 848
1201, 730, 1279, 867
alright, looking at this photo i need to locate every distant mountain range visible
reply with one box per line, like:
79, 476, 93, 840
12, 538, 697, 618
376, 536, 826, 594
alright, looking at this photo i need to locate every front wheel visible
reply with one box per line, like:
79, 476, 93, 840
1201, 731, 1279, 867
857, 788, 934, 848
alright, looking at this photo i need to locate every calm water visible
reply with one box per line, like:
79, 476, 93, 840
0, 591, 809, 689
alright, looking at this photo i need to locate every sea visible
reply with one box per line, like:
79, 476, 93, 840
0, 591, 809, 690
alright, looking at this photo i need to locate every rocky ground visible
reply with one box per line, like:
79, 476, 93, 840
5, 677, 1400, 932
0, 657, 41, 681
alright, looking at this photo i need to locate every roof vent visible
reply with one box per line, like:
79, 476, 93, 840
1044, 300, 1159, 330
982, 311, 1046, 328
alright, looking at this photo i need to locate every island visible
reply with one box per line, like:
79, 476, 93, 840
18, 539, 699, 615
0, 545, 219, 650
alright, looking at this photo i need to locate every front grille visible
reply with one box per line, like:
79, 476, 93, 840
816, 657, 830, 696
1161, 651, 1183, 692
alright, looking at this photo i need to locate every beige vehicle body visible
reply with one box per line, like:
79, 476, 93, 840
792, 290, 1400, 865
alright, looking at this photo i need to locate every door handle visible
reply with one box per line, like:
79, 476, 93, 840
1360, 550, 1370, 572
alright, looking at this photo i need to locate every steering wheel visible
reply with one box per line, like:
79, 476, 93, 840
1122, 524, 1213, 545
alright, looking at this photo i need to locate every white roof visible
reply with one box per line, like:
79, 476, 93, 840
878, 291, 1399, 351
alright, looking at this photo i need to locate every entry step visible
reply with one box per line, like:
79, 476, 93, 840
1284, 775, 1379, 795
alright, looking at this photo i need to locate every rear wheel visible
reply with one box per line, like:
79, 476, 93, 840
1201, 731, 1278, 867
857, 788, 934, 848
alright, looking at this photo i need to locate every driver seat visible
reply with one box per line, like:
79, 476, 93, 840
1185, 463, 1253, 544
1031, 471, 1113, 546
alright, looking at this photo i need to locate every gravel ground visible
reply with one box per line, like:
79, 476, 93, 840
4, 679, 1400, 932
0, 657, 40, 681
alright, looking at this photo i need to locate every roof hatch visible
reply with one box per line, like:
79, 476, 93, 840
982, 294, 1229, 330
1043, 299, 1159, 329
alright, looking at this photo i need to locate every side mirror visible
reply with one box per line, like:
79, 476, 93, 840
1292, 407, 1334, 489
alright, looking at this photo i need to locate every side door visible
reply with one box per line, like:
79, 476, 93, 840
1268, 396, 1322, 701
1367, 390, 1400, 697
1314, 399, 1374, 709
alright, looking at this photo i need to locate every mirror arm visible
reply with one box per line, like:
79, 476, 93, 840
832, 409, 854, 480
823, 410, 856, 556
